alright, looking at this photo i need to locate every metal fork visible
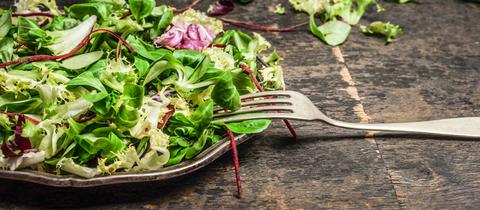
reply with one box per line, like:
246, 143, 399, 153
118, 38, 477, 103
213, 90, 480, 138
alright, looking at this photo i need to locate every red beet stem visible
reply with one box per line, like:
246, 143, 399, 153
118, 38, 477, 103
75, 113, 97, 123
240, 64, 263, 92
240, 64, 297, 139
13, 12, 55, 18
0, 29, 135, 68
226, 127, 242, 197
120, 11, 132, 19
219, 18, 308, 32
212, 44, 227, 48
174, 0, 202, 14
15, 39, 35, 51
158, 104, 175, 130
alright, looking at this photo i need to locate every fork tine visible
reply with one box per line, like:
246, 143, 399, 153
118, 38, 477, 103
213, 98, 293, 112
213, 112, 297, 123
213, 105, 293, 118
240, 90, 293, 100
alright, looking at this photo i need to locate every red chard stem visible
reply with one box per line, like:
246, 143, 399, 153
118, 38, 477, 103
240, 64, 297, 139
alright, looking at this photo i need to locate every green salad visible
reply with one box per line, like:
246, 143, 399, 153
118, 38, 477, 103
0, 0, 286, 178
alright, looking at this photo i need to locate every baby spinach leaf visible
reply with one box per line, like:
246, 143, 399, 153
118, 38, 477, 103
0, 37, 15, 63
186, 56, 211, 84
173, 50, 206, 68
127, 35, 170, 61
67, 2, 113, 21
46, 16, 79, 31
165, 147, 187, 166
114, 103, 140, 128
0, 10, 11, 41
231, 69, 255, 95
149, 7, 173, 40
128, 0, 156, 21
87, 0, 127, 9
67, 72, 107, 92
122, 83, 144, 109
100, 132, 126, 159
185, 129, 213, 159
212, 72, 241, 111
134, 56, 150, 78
226, 119, 272, 134
75, 134, 110, 162
191, 100, 214, 131
143, 54, 183, 85
85, 91, 110, 103
16, 17, 42, 43
92, 94, 117, 116
61, 51, 104, 70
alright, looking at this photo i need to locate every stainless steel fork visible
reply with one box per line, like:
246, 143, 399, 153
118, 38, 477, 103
213, 90, 480, 138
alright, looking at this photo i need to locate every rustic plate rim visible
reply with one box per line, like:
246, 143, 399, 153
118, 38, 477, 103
0, 134, 252, 187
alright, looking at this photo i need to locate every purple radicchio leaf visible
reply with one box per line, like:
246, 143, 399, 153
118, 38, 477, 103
1, 141, 19, 158
207, 0, 234, 16
1, 115, 32, 158
13, 115, 32, 151
154, 23, 215, 51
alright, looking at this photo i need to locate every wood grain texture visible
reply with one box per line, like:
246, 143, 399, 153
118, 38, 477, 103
0, 0, 479, 209
341, 0, 480, 209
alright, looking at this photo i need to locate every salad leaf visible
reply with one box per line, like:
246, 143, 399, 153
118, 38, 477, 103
14, 0, 61, 16
16, 16, 43, 44
127, 35, 170, 61
128, 0, 156, 21
0, 37, 15, 63
47, 15, 97, 55
57, 157, 99, 178
212, 72, 241, 111
191, 99, 214, 131
143, 54, 183, 85
61, 51, 104, 70
275, 4, 286, 15
149, 6, 173, 40
289, 0, 327, 16
87, 0, 127, 9
309, 16, 351, 46
46, 16, 80, 31
67, 71, 106, 92
185, 129, 213, 159
226, 119, 272, 134
67, 2, 113, 21
0, 97, 43, 114
360, 21, 403, 43
0, 10, 11, 41
133, 56, 150, 78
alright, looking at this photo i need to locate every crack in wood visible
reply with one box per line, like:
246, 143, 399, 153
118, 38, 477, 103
332, 46, 404, 209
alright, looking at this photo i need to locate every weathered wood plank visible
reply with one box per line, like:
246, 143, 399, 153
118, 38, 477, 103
0, 0, 478, 209
341, 0, 480, 209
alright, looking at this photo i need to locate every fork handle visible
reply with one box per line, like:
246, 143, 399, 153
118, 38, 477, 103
325, 117, 480, 138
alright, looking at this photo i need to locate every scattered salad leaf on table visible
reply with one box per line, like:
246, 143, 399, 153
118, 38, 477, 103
360, 21, 403, 43
275, 4, 286, 15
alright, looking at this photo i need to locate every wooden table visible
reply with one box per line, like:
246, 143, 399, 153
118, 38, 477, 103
1, 0, 479, 209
